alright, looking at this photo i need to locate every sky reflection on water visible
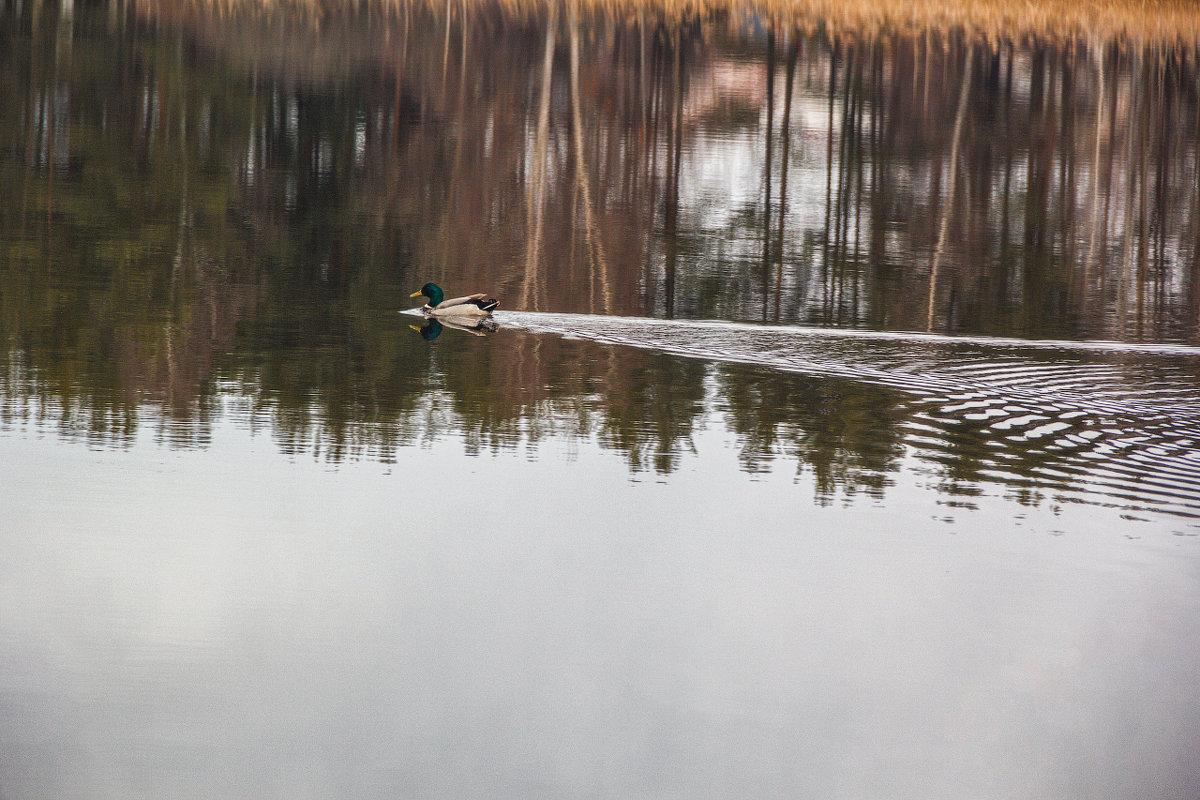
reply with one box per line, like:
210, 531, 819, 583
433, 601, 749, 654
3, 415, 1200, 798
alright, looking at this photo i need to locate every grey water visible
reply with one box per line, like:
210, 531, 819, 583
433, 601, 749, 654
3, 1, 1200, 797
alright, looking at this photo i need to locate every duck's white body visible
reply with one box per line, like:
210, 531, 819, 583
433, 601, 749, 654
425, 294, 496, 318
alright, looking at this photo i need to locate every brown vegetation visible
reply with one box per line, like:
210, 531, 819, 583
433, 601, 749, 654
145, 0, 1200, 47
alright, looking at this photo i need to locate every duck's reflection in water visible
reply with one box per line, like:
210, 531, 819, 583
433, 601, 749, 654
410, 316, 499, 340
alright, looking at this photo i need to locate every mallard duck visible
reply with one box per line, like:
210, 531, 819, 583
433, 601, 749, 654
410, 282, 499, 318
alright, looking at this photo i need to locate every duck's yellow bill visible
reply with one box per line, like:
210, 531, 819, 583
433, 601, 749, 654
409, 290, 424, 298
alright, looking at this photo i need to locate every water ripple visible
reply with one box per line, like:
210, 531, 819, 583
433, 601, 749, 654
492, 311, 1200, 519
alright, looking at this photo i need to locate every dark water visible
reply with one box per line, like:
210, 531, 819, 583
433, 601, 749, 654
3, 1, 1200, 797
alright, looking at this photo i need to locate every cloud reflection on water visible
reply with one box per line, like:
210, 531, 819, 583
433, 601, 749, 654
1, 422, 1199, 797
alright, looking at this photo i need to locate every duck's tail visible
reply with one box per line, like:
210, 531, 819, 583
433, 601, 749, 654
472, 297, 500, 313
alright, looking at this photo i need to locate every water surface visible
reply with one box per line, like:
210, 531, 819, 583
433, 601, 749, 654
2, 1, 1200, 797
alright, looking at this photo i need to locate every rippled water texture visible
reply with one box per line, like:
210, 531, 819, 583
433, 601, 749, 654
480, 310, 1200, 518
3, 1, 1200, 797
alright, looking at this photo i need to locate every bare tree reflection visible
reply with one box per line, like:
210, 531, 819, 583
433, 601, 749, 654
2, 0, 1200, 504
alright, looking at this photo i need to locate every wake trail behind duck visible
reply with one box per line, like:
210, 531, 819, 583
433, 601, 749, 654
495, 311, 1200, 520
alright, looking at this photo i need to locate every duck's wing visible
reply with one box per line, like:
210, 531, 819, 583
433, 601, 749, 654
436, 293, 487, 308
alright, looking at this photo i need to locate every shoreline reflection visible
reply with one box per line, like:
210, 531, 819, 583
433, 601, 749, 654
1, 0, 1199, 518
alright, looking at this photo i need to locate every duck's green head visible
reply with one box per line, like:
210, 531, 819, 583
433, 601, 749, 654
410, 282, 444, 307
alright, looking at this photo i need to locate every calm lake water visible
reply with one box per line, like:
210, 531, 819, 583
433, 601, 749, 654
3, 1, 1200, 797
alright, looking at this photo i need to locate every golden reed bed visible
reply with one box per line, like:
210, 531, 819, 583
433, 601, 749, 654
150, 0, 1200, 45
